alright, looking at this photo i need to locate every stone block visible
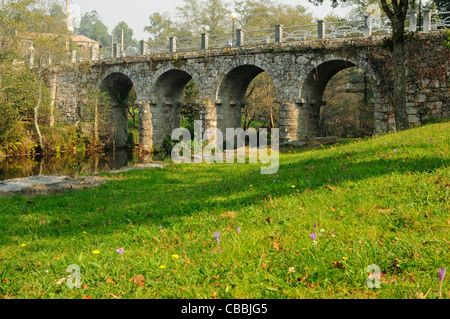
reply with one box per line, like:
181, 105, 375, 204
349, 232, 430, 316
408, 114, 420, 124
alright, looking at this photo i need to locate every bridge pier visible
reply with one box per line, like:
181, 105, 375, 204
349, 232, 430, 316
297, 100, 322, 139
278, 101, 299, 142
148, 99, 182, 148
138, 101, 153, 152
201, 99, 218, 141
278, 100, 325, 142
215, 100, 243, 134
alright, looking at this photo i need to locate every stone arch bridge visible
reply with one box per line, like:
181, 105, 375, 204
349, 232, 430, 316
51, 31, 449, 151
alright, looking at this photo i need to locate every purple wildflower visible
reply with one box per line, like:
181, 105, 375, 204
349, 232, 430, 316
213, 232, 221, 246
429, 138, 433, 142
439, 267, 446, 297
313, 222, 317, 229
309, 232, 317, 242
439, 267, 446, 282
393, 149, 398, 153
116, 247, 124, 255
236, 227, 241, 234
158, 225, 162, 229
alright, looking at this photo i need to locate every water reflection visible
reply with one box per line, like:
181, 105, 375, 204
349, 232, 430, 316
0, 149, 165, 181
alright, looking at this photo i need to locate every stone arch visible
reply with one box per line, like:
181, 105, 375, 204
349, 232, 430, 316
215, 63, 280, 132
98, 71, 136, 149
295, 55, 392, 139
148, 67, 200, 147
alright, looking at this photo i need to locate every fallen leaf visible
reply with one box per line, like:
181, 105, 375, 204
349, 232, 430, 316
56, 276, 68, 285
81, 295, 92, 299
331, 261, 345, 269
220, 212, 236, 219
273, 240, 281, 252
131, 275, 145, 288
326, 185, 335, 191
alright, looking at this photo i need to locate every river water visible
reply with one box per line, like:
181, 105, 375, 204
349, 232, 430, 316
0, 149, 165, 181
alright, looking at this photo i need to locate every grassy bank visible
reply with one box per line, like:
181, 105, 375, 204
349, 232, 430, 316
0, 121, 448, 299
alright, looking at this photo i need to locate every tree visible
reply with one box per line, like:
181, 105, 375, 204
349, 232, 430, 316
234, 0, 315, 30
243, 73, 278, 130
175, 0, 230, 35
144, 12, 177, 41
310, 0, 412, 131
175, 0, 203, 36
433, 0, 450, 11
112, 21, 137, 54
1, 0, 68, 153
320, 67, 373, 137
49, 2, 66, 29
77, 10, 111, 47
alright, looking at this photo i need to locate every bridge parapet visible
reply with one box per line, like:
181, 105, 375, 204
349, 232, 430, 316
78, 11, 450, 63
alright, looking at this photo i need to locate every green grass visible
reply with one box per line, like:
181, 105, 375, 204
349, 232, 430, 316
0, 121, 449, 299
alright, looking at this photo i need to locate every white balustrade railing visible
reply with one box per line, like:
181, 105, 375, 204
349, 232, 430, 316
326, 19, 366, 38
99, 47, 113, 60
372, 16, 393, 34
177, 36, 202, 52
80, 11, 448, 62
147, 39, 169, 54
208, 33, 234, 48
244, 28, 275, 45
283, 24, 318, 41
431, 11, 450, 29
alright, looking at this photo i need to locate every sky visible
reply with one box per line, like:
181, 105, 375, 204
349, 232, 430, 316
69, 0, 354, 41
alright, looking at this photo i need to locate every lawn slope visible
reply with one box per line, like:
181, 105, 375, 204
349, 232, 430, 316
0, 120, 448, 299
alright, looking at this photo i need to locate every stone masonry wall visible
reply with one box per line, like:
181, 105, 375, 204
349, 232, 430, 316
50, 31, 449, 151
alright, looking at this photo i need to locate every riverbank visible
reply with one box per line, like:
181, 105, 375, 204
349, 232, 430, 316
0, 162, 168, 196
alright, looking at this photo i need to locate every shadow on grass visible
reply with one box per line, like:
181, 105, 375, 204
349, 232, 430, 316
0, 132, 448, 245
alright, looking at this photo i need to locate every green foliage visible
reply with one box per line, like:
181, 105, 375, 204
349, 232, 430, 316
320, 67, 374, 138
160, 135, 178, 157
235, 0, 314, 30
144, 12, 177, 41
41, 125, 91, 155
444, 29, 450, 49
0, 123, 38, 156
175, 0, 230, 36
78, 88, 113, 149
112, 21, 137, 49
77, 10, 111, 47
0, 64, 42, 141
181, 79, 200, 136
433, 0, 450, 11
244, 72, 279, 130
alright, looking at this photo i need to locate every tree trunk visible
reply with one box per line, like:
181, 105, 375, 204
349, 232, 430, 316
392, 20, 409, 131
269, 104, 274, 129
379, 0, 410, 131
34, 79, 44, 153
94, 95, 99, 145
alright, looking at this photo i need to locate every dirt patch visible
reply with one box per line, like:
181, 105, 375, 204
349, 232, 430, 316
0, 175, 108, 196
0, 162, 168, 196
